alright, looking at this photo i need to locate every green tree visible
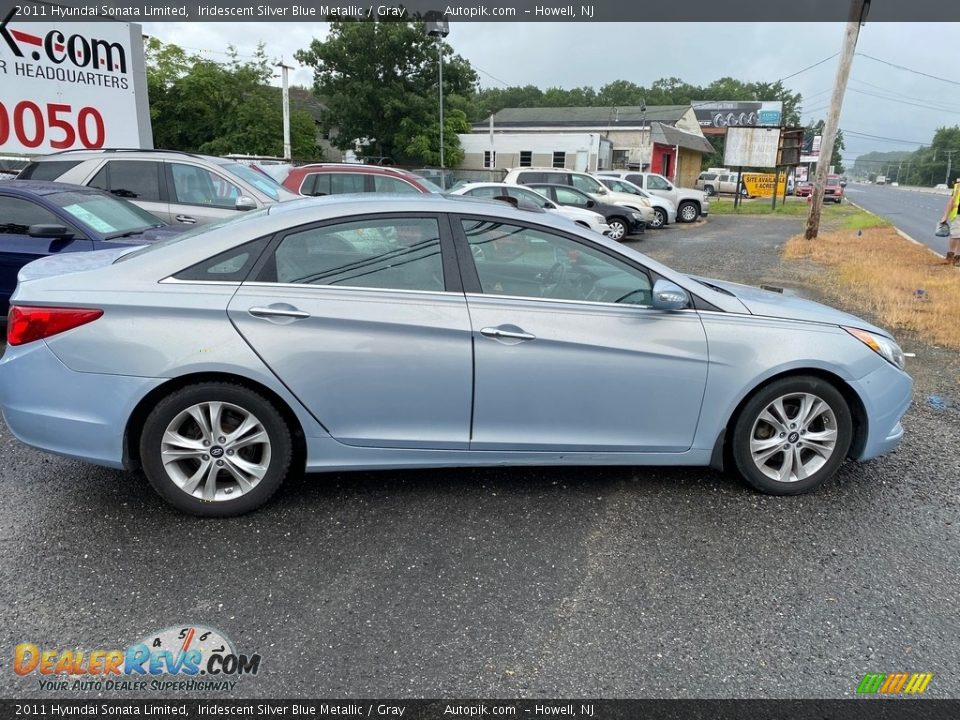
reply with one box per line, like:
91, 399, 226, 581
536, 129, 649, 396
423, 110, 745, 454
295, 19, 478, 163
145, 39, 319, 160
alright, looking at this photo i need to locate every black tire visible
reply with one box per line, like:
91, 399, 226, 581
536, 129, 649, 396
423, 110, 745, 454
677, 201, 699, 223
139, 382, 293, 516
650, 207, 668, 229
607, 217, 628, 241
730, 375, 853, 495
704, 185, 716, 196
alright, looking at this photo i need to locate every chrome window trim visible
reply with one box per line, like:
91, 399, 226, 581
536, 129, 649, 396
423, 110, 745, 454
464, 291, 657, 312
159, 277, 243, 286
241, 281, 460, 297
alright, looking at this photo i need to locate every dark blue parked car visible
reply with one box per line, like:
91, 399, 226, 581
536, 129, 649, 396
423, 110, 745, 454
0, 181, 187, 314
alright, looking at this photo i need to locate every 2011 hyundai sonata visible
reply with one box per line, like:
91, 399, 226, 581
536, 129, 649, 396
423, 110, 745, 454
0, 195, 912, 516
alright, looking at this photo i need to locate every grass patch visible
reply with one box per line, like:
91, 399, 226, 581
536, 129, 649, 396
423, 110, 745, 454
709, 197, 857, 218
784, 226, 960, 348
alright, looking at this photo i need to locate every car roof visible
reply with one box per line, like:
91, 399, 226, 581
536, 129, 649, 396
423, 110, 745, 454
0, 179, 108, 197
288, 163, 423, 178
30, 148, 231, 164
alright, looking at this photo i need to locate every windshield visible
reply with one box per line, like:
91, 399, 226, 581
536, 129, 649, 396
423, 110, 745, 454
50, 191, 164, 238
115, 209, 270, 262
223, 163, 282, 200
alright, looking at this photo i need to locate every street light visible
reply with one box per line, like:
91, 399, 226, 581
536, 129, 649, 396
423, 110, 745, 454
424, 13, 450, 180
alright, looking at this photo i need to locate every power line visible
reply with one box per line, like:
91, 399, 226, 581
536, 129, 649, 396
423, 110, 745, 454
473, 64, 511, 88
855, 53, 960, 88
779, 53, 839, 82
843, 129, 929, 145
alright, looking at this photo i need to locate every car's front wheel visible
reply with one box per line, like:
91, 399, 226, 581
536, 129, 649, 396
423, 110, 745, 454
730, 376, 853, 495
139, 382, 293, 516
704, 185, 716, 196
607, 217, 628, 240
650, 207, 668, 229
677, 201, 700, 223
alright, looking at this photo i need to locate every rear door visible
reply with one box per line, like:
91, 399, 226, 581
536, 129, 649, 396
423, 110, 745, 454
228, 213, 473, 448
87, 160, 170, 222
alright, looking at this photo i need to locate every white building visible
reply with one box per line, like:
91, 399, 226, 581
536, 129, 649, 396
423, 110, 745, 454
458, 131, 613, 174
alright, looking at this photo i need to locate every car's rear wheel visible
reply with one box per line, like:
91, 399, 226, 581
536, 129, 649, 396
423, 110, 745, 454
607, 217, 628, 240
731, 376, 852, 495
650, 207, 667, 229
140, 383, 293, 516
677, 201, 699, 223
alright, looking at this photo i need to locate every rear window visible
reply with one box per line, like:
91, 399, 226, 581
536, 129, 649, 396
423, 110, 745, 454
18, 160, 82, 181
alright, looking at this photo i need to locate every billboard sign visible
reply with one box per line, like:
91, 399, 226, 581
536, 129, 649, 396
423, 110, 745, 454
800, 134, 822, 164
694, 101, 783, 129
0, 21, 152, 154
742, 172, 787, 198
723, 127, 781, 168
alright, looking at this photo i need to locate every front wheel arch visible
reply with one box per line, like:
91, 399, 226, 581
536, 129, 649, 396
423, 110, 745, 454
124, 372, 307, 474
716, 368, 867, 472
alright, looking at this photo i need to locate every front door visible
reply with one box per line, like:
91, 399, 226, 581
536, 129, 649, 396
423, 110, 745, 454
454, 216, 709, 452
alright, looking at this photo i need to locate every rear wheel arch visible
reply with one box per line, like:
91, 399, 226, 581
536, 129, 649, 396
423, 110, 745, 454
124, 372, 307, 473
716, 368, 868, 471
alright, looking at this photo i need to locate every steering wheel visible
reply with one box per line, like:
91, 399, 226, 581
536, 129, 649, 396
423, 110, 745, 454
542, 261, 567, 289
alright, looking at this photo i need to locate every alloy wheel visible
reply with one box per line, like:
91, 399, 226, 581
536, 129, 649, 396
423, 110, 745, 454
748, 392, 838, 483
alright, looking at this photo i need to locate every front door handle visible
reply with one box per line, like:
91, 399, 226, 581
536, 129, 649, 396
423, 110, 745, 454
175, 215, 197, 224
480, 326, 536, 342
249, 306, 311, 320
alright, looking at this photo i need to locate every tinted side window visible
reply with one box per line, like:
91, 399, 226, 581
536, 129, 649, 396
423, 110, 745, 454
170, 163, 240, 208
569, 174, 602, 193
17, 160, 82, 181
465, 186, 502, 199
0, 196, 61, 234
328, 173, 367, 194
516, 172, 554, 185
101, 160, 162, 201
646, 175, 671, 190
174, 236, 271, 282
266, 217, 444, 291
554, 187, 589, 206
625, 174, 645, 187
298, 172, 317, 196
461, 219, 652, 305
373, 176, 420, 193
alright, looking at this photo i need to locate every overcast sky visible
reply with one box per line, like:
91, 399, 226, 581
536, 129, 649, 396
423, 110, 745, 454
141, 21, 960, 164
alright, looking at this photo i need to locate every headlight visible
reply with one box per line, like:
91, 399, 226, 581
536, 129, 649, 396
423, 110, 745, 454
844, 327, 906, 370
631, 212, 645, 220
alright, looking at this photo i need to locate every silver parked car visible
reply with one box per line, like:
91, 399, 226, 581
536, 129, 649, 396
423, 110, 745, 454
18, 149, 299, 226
0, 195, 912, 516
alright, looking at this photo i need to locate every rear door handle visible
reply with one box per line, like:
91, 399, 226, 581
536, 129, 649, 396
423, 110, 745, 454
175, 215, 197, 224
480, 326, 536, 342
249, 306, 311, 320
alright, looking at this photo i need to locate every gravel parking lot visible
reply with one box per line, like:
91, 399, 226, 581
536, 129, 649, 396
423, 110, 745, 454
2, 215, 958, 699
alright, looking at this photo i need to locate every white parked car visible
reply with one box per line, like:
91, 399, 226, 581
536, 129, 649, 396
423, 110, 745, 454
594, 176, 677, 229
502, 168, 657, 231
599, 170, 710, 222
449, 182, 611, 236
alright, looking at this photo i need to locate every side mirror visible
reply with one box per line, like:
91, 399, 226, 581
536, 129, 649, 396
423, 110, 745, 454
235, 196, 258, 211
29, 224, 73, 239
545, 201, 557, 209
585, 200, 595, 208
652, 279, 690, 310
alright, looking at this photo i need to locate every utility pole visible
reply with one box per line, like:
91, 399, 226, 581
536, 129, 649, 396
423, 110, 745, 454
276, 61, 294, 161
805, 0, 870, 239
945, 150, 956, 186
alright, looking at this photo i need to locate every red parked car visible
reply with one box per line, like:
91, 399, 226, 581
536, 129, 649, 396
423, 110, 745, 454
281, 164, 442, 197
824, 174, 845, 203
795, 181, 814, 198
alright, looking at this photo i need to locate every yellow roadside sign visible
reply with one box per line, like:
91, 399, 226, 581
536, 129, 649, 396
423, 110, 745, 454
742, 172, 787, 198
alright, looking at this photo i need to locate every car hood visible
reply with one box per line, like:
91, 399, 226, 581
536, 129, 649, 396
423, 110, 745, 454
591, 190, 651, 208
690, 276, 889, 336
18, 246, 140, 283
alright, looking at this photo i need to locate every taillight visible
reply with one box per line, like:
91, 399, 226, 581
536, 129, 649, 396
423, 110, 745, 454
7, 306, 103, 346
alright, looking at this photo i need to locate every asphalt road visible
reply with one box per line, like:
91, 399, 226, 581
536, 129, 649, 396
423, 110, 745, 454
1, 216, 958, 701
843, 183, 952, 256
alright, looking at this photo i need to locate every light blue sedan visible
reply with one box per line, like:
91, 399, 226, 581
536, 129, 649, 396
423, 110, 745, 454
0, 195, 912, 516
